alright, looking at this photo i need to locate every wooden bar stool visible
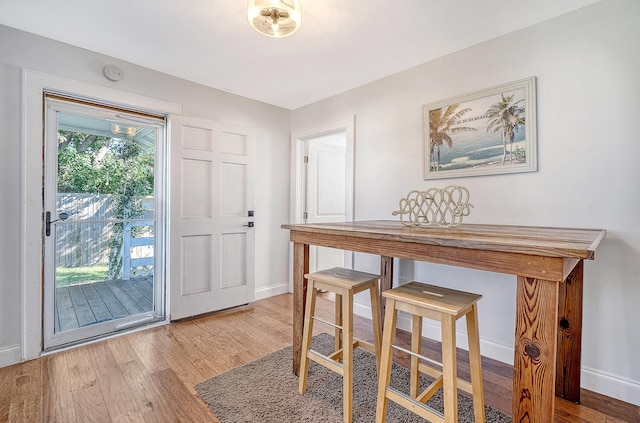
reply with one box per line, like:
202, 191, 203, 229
299, 267, 383, 423
375, 282, 485, 423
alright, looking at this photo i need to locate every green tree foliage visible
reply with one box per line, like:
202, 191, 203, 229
57, 130, 154, 278
57, 131, 153, 198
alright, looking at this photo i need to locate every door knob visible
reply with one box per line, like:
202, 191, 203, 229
45, 211, 69, 236
243, 222, 254, 228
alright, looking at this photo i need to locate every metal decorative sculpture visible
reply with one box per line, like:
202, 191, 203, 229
392, 185, 473, 228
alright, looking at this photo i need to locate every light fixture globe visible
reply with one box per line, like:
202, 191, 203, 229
248, 0, 301, 38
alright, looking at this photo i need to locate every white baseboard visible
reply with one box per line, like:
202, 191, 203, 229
582, 366, 640, 407
0, 345, 21, 368
254, 283, 289, 300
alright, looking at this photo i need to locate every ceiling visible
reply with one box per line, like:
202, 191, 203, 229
0, 0, 600, 110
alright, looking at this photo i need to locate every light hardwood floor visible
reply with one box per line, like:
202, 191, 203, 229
1, 293, 638, 422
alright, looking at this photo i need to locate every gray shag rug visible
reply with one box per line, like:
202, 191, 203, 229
196, 333, 511, 422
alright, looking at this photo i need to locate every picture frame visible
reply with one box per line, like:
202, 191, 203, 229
423, 76, 537, 179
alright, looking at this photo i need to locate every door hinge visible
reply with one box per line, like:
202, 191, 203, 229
304, 155, 309, 164
303, 212, 308, 220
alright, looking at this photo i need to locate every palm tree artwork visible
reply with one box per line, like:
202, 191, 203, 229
428, 105, 476, 171
485, 94, 525, 164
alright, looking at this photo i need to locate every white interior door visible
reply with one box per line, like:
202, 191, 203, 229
170, 116, 255, 320
306, 134, 347, 272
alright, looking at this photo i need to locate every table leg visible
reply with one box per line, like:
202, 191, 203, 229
556, 260, 584, 403
513, 276, 559, 422
379, 256, 394, 311
292, 242, 309, 375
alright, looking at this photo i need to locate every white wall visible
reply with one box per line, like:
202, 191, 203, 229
291, 0, 640, 405
0, 25, 292, 365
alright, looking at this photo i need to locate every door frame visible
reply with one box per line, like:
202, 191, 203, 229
289, 116, 355, 292
21, 69, 181, 360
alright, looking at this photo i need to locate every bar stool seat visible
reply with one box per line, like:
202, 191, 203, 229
299, 267, 382, 423
375, 281, 485, 423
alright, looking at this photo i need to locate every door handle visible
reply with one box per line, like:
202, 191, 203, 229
243, 222, 254, 228
45, 211, 69, 236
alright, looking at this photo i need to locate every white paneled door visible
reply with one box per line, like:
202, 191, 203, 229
306, 134, 347, 272
170, 117, 255, 320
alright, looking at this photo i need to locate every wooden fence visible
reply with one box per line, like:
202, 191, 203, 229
55, 194, 115, 267
55, 194, 154, 279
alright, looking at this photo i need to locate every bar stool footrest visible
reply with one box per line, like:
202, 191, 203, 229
353, 338, 375, 354
307, 349, 344, 375
416, 375, 444, 403
312, 315, 342, 330
416, 362, 474, 396
386, 387, 445, 423
308, 337, 376, 372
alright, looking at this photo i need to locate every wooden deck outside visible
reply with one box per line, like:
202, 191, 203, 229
55, 276, 154, 332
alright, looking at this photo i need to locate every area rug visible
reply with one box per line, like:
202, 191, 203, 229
195, 333, 511, 422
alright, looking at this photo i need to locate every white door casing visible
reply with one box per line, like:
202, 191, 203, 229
170, 116, 255, 320
21, 69, 181, 360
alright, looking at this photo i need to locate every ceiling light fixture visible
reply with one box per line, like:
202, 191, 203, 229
248, 0, 301, 38
111, 123, 137, 137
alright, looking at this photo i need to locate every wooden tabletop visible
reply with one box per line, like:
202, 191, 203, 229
282, 220, 606, 260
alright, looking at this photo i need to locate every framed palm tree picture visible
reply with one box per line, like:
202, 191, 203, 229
423, 77, 537, 179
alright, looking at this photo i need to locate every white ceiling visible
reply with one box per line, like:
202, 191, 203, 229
0, 0, 600, 110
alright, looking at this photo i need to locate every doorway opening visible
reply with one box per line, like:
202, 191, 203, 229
290, 117, 355, 288
43, 94, 167, 350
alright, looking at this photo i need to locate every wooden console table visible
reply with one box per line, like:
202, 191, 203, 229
282, 220, 606, 422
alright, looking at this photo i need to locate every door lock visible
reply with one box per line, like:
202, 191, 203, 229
45, 211, 69, 236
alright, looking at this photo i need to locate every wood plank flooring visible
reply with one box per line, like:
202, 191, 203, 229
55, 277, 154, 332
1, 293, 638, 422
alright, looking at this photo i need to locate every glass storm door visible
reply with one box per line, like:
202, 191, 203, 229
43, 96, 167, 350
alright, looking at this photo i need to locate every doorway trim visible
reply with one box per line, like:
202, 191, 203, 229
289, 116, 355, 291
21, 69, 181, 360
